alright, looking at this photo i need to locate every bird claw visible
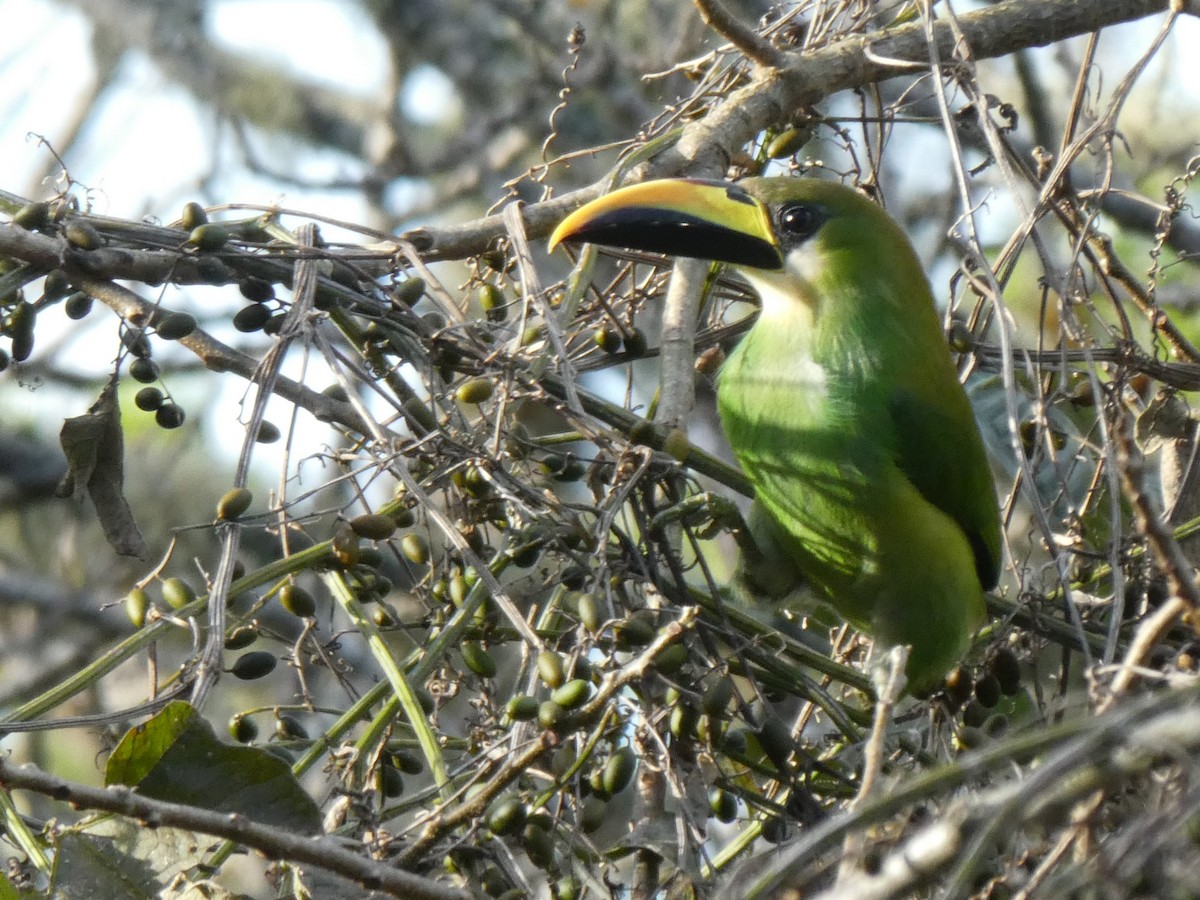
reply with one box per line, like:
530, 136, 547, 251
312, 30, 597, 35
648, 491, 751, 543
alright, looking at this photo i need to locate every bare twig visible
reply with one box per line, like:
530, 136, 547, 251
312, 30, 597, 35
690, 0, 786, 68
836, 645, 908, 883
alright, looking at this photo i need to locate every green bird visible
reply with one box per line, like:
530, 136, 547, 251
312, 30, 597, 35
549, 177, 1002, 693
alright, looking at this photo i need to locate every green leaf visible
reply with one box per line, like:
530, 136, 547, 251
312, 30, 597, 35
49, 831, 159, 900
106, 701, 321, 834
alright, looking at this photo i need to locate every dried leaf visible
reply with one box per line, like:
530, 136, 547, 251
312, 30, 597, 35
57, 377, 147, 558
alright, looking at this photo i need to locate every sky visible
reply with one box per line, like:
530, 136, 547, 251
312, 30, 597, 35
1, 0, 1198, 469
0, 0, 460, 479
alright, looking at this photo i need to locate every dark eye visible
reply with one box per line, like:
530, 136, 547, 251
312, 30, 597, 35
777, 203, 824, 242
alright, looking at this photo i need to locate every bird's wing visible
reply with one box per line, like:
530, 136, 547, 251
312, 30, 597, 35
888, 387, 1002, 590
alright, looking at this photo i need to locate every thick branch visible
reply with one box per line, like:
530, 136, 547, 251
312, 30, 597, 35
0, 757, 467, 900
411, 0, 1174, 260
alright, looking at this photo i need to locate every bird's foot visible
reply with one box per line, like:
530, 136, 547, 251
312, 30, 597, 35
647, 491, 757, 552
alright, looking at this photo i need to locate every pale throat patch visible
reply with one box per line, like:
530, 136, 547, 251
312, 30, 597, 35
741, 244, 823, 318
737, 255, 827, 392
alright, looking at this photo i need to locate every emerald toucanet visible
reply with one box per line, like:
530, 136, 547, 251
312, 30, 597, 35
549, 177, 1002, 693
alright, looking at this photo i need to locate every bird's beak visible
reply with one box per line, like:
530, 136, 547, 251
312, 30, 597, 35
549, 178, 784, 271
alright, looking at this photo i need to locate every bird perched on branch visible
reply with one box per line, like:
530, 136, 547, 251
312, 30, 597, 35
550, 176, 1001, 694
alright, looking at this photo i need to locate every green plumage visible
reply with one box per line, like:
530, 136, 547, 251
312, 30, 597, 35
550, 175, 1002, 694
718, 179, 1000, 692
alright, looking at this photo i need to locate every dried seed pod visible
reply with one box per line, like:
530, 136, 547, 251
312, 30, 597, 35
505, 695, 539, 722
593, 327, 622, 354
224, 625, 258, 650
709, 787, 737, 823
477, 282, 506, 322
602, 746, 637, 795
180, 201, 208, 230
461, 641, 497, 678
551, 678, 591, 710
989, 648, 1022, 696
378, 764, 404, 798
128, 357, 158, 383
135, 387, 164, 411
160, 577, 195, 610
187, 223, 229, 252
64, 291, 94, 320
238, 277, 274, 303
522, 821, 555, 870
577, 593, 603, 633
395, 276, 426, 307
279, 583, 316, 617
155, 403, 186, 429
255, 421, 281, 444
231, 650, 277, 680
974, 674, 1002, 709
661, 427, 690, 462
401, 533, 430, 566
216, 487, 253, 521
124, 587, 149, 628
120, 329, 151, 358
64, 219, 102, 250
274, 714, 308, 740
538, 700, 566, 730
766, 126, 808, 159
455, 377, 495, 405
652, 642, 688, 675
350, 514, 397, 540
233, 304, 271, 333
623, 328, 648, 358
537, 650, 565, 689
331, 525, 361, 567
486, 796, 527, 836
13, 201, 51, 230
228, 714, 258, 743
42, 269, 70, 301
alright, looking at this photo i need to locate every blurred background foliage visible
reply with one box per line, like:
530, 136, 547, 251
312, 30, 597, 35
1, 0, 1200, 897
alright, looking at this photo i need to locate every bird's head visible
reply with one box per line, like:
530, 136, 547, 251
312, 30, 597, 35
550, 176, 923, 320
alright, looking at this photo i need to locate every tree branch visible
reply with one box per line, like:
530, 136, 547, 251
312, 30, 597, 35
410, 0, 1175, 260
0, 757, 468, 900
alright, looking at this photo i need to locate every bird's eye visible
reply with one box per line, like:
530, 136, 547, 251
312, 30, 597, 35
777, 203, 824, 242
